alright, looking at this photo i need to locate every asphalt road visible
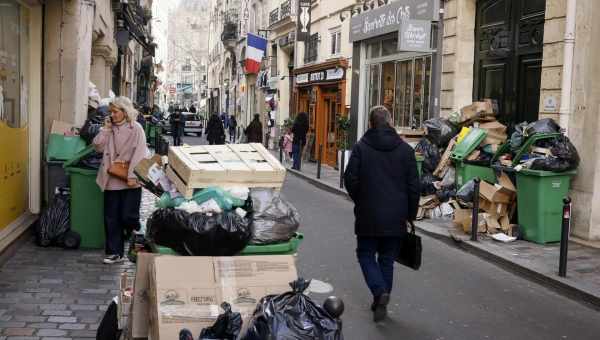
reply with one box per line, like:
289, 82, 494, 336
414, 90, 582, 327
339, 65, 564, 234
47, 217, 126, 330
280, 174, 600, 340
179, 134, 600, 339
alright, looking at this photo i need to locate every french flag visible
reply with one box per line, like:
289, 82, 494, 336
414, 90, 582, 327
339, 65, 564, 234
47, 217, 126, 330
246, 33, 268, 74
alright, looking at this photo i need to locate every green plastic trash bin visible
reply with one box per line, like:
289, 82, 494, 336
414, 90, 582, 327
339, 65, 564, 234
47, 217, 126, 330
454, 160, 496, 188
47, 134, 87, 161
516, 169, 576, 244
64, 146, 105, 249
416, 154, 424, 177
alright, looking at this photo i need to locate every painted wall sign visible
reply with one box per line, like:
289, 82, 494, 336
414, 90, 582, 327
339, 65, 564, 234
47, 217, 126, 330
296, 68, 346, 85
297, 0, 312, 42
398, 19, 432, 52
349, 0, 439, 42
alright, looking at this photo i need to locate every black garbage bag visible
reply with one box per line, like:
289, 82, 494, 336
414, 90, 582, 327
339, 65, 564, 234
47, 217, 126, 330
146, 209, 252, 256
36, 189, 71, 247
424, 118, 458, 147
80, 111, 109, 145
420, 173, 438, 196
415, 138, 440, 174
456, 180, 476, 205
524, 118, 560, 137
510, 122, 529, 152
241, 279, 343, 340
530, 135, 580, 172
96, 300, 121, 340
76, 151, 103, 169
248, 189, 300, 245
199, 302, 243, 340
436, 185, 456, 203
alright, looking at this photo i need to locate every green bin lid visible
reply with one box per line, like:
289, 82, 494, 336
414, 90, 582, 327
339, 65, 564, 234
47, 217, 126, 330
65, 167, 98, 176
63, 145, 96, 169
47, 134, 87, 161
451, 128, 487, 161
517, 168, 577, 177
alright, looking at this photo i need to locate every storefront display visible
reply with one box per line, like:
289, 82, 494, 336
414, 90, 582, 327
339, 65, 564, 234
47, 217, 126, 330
0, 0, 29, 231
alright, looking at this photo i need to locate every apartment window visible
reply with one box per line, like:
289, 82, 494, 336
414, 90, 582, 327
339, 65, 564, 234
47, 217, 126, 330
271, 44, 279, 76
330, 29, 342, 56
304, 33, 319, 63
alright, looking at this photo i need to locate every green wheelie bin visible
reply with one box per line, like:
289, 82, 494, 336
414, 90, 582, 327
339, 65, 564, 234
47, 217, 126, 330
516, 169, 576, 244
64, 146, 105, 249
451, 128, 496, 187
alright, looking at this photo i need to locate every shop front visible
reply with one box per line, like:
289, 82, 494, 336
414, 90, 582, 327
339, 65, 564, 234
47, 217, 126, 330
348, 0, 440, 140
294, 59, 348, 167
0, 0, 43, 251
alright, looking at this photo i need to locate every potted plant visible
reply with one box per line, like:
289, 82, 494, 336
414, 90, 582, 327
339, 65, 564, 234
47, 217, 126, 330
336, 115, 351, 171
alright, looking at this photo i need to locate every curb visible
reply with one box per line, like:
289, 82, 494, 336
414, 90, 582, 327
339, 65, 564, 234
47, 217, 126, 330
289, 171, 600, 311
415, 222, 600, 311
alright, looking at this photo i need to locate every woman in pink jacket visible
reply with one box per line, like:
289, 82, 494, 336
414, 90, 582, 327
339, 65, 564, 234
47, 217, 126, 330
93, 97, 148, 264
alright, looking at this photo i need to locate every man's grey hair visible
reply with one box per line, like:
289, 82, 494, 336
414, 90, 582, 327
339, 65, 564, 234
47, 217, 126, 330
369, 106, 392, 129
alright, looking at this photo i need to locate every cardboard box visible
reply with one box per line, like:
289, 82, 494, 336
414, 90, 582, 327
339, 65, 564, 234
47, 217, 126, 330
148, 255, 297, 340
454, 208, 487, 234
479, 199, 510, 217
479, 180, 515, 204
131, 252, 159, 339
459, 100, 498, 122
51, 120, 77, 136
118, 272, 135, 330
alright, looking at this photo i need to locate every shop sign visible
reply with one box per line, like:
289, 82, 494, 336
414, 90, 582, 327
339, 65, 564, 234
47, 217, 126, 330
398, 19, 432, 52
349, 0, 439, 42
296, 67, 346, 86
297, 0, 312, 42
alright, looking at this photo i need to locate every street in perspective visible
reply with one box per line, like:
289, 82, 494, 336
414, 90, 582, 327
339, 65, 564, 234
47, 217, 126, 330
1, 0, 600, 339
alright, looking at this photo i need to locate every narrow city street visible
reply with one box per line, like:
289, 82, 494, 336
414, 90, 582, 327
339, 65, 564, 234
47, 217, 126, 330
282, 174, 600, 340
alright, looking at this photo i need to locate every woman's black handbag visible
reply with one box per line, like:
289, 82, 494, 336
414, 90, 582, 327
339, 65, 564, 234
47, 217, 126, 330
396, 221, 422, 270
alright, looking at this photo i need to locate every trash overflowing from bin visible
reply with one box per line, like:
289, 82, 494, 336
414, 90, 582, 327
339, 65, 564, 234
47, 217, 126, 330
410, 99, 580, 243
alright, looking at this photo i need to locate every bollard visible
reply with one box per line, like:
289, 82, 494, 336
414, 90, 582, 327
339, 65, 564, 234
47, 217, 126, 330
471, 178, 481, 241
317, 144, 323, 179
559, 197, 572, 277
339, 150, 346, 189
279, 136, 284, 163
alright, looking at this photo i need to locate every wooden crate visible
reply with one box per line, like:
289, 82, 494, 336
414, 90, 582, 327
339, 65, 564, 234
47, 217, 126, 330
167, 143, 286, 198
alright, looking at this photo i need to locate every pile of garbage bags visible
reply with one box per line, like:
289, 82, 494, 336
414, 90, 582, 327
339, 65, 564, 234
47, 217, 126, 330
35, 189, 81, 249
147, 186, 300, 255
241, 279, 343, 340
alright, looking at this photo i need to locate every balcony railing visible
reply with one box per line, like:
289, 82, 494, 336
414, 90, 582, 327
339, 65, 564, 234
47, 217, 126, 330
269, 8, 279, 26
280, 0, 292, 20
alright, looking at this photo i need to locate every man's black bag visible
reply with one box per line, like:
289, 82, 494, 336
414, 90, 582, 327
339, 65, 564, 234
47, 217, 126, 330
396, 221, 422, 270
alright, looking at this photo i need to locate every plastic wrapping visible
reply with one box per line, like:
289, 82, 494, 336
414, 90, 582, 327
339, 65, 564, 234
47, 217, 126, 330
76, 151, 103, 169
510, 122, 528, 152
420, 173, 438, 196
529, 135, 580, 172
241, 279, 343, 340
524, 118, 560, 137
199, 302, 242, 340
146, 209, 252, 256
248, 189, 300, 245
415, 138, 441, 174
456, 179, 476, 205
424, 118, 458, 147
36, 190, 71, 247
80, 112, 109, 145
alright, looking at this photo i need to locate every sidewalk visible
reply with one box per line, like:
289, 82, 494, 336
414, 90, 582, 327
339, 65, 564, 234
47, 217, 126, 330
281, 152, 600, 309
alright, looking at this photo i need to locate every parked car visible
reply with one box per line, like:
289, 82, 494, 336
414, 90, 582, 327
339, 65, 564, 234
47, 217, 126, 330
182, 112, 203, 136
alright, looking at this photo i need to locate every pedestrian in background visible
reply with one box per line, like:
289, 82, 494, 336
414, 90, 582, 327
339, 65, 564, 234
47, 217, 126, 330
344, 106, 420, 322
291, 112, 309, 170
206, 113, 226, 145
93, 96, 148, 264
229, 115, 238, 143
282, 127, 294, 164
170, 108, 184, 146
245, 114, 263, 144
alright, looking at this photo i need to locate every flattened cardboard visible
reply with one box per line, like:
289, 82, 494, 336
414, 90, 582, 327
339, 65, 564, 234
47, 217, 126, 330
51, 120, 76, 135
131, 252, 159, 339
479, 181, 515, 204
149, 255, 297, 340
118, 272, 135, 330
433, 139, 456, 178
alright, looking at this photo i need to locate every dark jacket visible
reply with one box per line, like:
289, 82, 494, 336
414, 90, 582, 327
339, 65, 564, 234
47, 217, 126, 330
292, 114, 309, 146
169, 112, 184, 136
206, 115, 225, 144
344, 127, 420, 237
229, 116, 238, 130
245, 119, 263, 143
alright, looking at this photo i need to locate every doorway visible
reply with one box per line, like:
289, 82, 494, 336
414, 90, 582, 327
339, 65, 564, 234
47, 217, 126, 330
318, 87, 342, 167
474, 0, 546, 126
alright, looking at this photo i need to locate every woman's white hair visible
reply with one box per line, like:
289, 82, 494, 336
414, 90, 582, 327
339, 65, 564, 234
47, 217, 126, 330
110, 96, 138, 122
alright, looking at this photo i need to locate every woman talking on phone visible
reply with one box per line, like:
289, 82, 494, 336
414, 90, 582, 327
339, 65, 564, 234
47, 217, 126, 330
93, 97, 148, 264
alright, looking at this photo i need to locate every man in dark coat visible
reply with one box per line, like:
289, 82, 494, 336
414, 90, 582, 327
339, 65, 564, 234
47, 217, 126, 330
206, 114, 226, 145
245, 114, 263, 143
344, 106, 420, 322
169, 108, 185, 146
229, 115, 238, 143
291, 112, 309, 170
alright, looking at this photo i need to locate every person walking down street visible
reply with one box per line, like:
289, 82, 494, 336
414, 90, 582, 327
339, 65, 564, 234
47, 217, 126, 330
229, 115, 238, 143
291, 112, 309, 170
283, 127, 294, 164
206, 114, 226, 145
245, 114, 263, 144
344, 106, 420, 322
170, 108, 185, 146
189, 104, 197, 113
93, 97, 148, 264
